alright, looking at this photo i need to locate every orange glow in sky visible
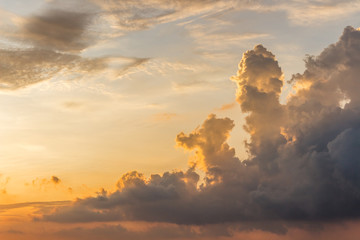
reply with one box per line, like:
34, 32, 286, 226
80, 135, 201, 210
1, 0, 360, 239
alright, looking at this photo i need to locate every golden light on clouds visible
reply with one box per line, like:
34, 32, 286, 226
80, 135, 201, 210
1, 0, 360, 239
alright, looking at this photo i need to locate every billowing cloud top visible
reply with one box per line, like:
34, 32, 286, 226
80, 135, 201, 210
42, 26, 360, 232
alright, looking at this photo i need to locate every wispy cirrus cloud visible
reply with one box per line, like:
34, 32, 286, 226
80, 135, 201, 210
215, 101, 237, 111
0, 48, 107, 90
91, 0, 244, 32
0, 200, 71, 212
251, 0, 360, 26
184, 20, 271, 55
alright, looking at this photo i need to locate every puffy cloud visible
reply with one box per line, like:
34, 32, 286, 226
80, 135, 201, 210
176, 114, 241, 177
42, 114, 257, 225
239, 26, 360, 220
44, 168, 201, 223
42, 26, 360, 234
231, 44, 286, 172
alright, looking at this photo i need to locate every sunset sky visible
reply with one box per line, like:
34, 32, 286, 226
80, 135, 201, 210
1, 0, 360, 239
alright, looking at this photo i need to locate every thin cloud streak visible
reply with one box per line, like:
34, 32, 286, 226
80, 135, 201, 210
0, 200, 71, 211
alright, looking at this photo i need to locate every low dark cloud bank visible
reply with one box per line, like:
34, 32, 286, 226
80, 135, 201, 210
44, 26, 360, 232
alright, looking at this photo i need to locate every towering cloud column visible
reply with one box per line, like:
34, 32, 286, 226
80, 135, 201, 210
232, 45, 285, 172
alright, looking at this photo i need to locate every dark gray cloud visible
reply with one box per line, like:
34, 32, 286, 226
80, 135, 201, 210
21, 9, 94, 52
43, 26, 360, 233
51, 176, 61, 184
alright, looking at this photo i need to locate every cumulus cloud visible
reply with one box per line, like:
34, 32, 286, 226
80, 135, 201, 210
42, 26, 360, 234
176, 114, 238, 175
231, 44, 286, 172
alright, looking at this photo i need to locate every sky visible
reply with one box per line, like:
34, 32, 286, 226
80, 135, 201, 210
1, 0, 360, 239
